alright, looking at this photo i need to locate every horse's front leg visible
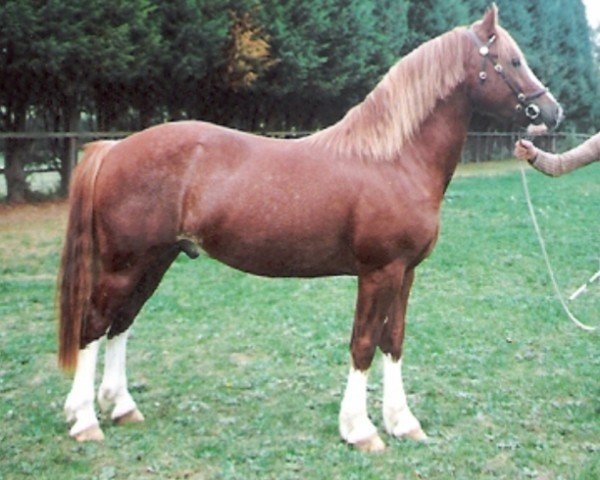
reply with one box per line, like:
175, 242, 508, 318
97, 330, 144, 424
378, 269, 427, 441
339, 263, 405, 452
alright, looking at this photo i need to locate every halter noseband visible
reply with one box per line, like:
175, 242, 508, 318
467, 28, 547, 121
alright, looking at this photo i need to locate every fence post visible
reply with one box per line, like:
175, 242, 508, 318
60, 136, 78, 196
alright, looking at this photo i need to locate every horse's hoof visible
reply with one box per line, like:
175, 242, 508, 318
72, 424, 105, 442
404, 427, 428, 442
354, 433, 386, 453
114, 408, 145, 425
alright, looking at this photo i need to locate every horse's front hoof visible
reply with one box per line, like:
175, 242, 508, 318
72, 424, 105, 442
354, 433, 386, 452
114, 408, 145, 425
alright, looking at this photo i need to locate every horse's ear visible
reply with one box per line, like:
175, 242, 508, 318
481, 3, 498, 34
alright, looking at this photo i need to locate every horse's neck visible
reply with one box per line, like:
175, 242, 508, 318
305, 29, 469, 166
396, 88, 472, 201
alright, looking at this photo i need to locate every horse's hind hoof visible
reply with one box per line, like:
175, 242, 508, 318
354, 433, 386, 453
72, 424, 105, 442
405, 427, 428, 442
114, 408, 145, 425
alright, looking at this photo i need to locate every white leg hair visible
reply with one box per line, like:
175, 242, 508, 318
382, 354, 426, 440
64, 340, 103, 439
97, 330, 142, 422
339, 366, 385, 451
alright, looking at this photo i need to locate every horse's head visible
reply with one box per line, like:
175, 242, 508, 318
466, 4, 563, 130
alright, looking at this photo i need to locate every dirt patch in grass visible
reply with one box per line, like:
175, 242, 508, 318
0, 201, 67, 277
0, 200, 67, 232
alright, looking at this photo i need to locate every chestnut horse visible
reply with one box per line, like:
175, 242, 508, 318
58, 6, 562, 451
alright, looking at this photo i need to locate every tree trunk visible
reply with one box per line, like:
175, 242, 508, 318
3, 103, 28, 204
4, 139, 30, 204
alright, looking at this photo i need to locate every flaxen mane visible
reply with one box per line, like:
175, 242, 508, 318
305, 28, 470, 161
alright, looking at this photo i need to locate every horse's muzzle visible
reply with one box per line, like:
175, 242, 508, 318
535, 92, 563, 130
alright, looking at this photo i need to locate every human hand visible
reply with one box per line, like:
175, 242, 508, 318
513, 139, 537, 161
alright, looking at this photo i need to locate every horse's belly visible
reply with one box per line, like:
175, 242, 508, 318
200, 233, 357, 278
187, 172, 358, 276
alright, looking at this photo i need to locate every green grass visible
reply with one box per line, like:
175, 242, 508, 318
0, 162, 598, 480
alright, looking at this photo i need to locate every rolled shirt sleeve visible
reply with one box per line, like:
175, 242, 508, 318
530, 132, 600, 177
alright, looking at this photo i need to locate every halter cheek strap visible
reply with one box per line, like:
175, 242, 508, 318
467, 28, 547, 121
470, 31, 497, 83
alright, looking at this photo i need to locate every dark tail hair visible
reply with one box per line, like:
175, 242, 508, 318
57, 141, 117, 371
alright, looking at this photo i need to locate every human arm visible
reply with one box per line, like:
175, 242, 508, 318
513, 132, 600, 177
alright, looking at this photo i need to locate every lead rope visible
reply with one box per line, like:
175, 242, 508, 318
519, 166, 598, 332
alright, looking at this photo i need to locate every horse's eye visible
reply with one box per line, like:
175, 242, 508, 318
511, 58, 521, 68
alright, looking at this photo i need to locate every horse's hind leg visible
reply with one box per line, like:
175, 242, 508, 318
96, 247, 179, 426
97, 330, 144, 424
64, 247, 178, 440
378, 269, 427, 441
64, 340, 104, 441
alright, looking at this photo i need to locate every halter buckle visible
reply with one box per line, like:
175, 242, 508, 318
479, 45, 489, 56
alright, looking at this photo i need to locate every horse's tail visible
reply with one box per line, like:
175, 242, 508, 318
57, 141, 117, 371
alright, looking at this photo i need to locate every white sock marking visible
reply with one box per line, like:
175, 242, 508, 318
64, 340, 100, 436
382, 354, 421, 436
339, 367, 378, 443
98, 331, 137, 420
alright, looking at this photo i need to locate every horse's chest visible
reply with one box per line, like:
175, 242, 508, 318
353, 206, 440, 268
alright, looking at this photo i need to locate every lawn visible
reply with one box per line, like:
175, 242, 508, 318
0, 161, 598, 480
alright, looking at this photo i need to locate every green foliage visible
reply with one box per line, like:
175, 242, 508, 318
1, 0, 597, 132
0, 162, 598, 478
0, 0, 160, 122
254, 0, 409, 126
404, 0, 470, 54
146, 0, 230, 123
0, 1, 41, 129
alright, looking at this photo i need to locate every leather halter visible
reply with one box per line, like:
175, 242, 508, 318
467, 28, 547, 121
